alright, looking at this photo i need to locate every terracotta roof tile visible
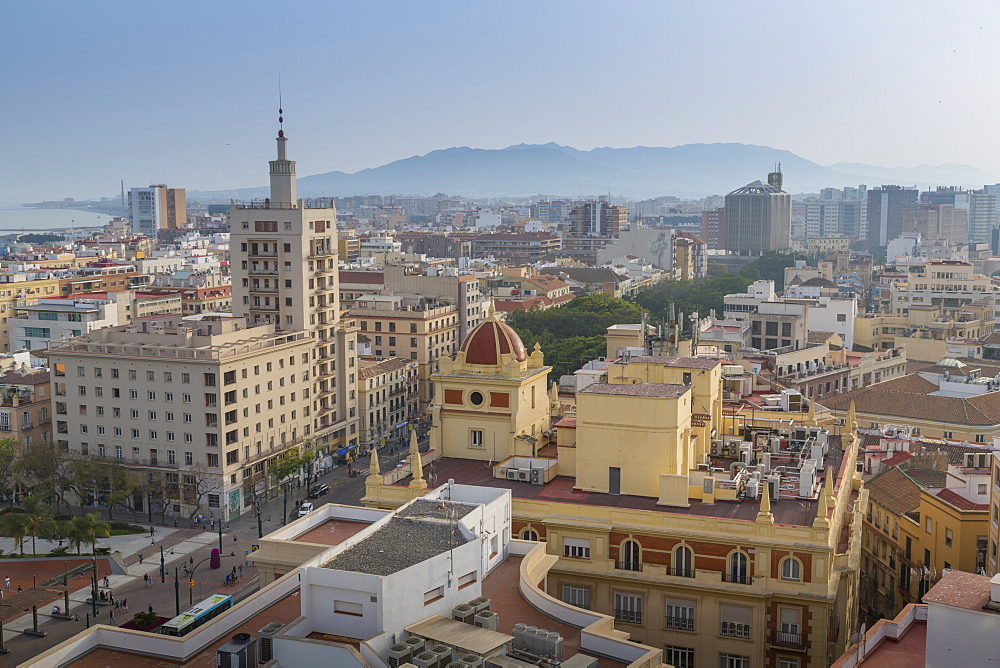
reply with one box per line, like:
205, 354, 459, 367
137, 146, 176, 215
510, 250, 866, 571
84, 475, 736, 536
936, 488, 989, 511
865, 467, 921, 516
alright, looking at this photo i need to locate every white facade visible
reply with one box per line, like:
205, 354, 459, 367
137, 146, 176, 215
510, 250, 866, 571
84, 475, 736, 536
12, 293, 133, 351
806, 297, 858, 350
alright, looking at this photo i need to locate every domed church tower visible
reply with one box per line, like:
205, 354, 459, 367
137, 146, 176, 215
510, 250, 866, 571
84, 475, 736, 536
429, 304, 551, 461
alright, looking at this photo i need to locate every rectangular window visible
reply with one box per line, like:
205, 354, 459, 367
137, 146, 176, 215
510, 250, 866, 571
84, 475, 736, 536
945, 528, 953, 547
423, 586, 444, 605
664, 647, 694, 668
614, 592, 642, 624
562, 584, 590, 610
719, 654, 750, 668
470, 429, 484, 448
563, 537, 591, 559
720, 604, 752, 638
665, 598, 696, 631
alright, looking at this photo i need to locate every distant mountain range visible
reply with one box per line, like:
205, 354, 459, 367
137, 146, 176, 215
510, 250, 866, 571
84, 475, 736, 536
189, 142, 1000, 200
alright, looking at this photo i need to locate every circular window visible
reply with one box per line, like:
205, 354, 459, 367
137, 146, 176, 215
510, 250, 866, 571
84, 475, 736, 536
469, 391, 484, 406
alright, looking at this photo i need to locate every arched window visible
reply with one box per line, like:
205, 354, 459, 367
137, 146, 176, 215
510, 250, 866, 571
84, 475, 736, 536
620, 539, 641, 571
781, 557, 802, 581
521, 528, 539, 541
728, 551, 749, 584
673, 545, 694, 578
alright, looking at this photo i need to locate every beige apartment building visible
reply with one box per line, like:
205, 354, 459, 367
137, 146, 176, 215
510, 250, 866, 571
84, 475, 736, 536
352, 293, 459, 407
48, 316, 314, 520
0, 368, 52, 453
358, 356, 419, 448
228, 127, 359, 452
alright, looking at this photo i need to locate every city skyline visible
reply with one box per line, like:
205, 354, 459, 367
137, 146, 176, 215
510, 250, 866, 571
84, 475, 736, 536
4, 0, 1000, 202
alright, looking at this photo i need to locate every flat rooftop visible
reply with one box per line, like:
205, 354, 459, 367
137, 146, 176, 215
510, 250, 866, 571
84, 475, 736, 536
578, 382, 690, 398
323, 516, 471, 576
292, 518, 373, 547
399, 443, 846, 527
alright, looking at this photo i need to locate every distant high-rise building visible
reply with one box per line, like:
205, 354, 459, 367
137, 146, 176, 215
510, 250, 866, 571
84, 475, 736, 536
723, 173, 791, 255
805, 185, 868, 240
867, 186, 918, 246
902, 203, 967, 244
700, 207, 725, 248
127, 184, 185, 238
566, 201, 627, 238
967, 190, 998, 244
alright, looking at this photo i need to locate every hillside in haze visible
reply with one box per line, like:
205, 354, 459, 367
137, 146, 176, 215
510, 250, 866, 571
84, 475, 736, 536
191, 143, 1000, 200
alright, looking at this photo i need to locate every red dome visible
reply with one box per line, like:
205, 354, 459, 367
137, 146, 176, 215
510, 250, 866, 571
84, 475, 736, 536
461, 318, 527, 365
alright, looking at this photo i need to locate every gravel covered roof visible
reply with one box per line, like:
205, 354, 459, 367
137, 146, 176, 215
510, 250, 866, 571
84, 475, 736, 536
397, 499, 477, 520
323, 516, 470, 576
579, 382, 690, 398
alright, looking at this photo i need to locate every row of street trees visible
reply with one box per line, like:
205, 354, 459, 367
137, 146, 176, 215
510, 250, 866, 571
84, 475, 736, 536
0, 495, 111, 556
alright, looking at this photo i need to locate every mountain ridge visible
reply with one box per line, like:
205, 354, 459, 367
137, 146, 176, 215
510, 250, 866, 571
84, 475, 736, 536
188, 142, 1000, 200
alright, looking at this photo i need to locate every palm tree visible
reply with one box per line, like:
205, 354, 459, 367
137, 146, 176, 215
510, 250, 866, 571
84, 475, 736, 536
0, 512, 28, 555
22, 495, 57, 555
64, 512, 111, 555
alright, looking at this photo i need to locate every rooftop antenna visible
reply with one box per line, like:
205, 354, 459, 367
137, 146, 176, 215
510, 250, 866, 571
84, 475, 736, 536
277, 75, 284, 138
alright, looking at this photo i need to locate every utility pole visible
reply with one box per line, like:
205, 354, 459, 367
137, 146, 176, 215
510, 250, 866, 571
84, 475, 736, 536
91, 556, 98, 618
160, 545, 165, 584
218, 519, 224, 553
173, 567, 180, 616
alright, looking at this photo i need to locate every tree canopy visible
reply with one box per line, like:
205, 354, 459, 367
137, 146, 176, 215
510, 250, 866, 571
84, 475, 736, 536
504, 294, 648, 380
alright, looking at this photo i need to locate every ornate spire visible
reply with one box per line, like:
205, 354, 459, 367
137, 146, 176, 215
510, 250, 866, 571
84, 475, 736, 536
269, 92, 296, 205
813, 471, 833, 528
368, 444, 381, 478
487, 300, 497, 319
756, 482, 774, 524
408, 428, 427, 490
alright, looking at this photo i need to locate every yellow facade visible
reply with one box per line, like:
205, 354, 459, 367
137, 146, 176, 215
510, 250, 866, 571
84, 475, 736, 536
429, 311, 550, 461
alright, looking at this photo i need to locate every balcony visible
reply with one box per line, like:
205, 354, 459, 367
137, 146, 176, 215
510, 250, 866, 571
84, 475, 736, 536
248, 285, 279, 293
664, 615, 695, 631
247, 250, 278, 258
250, 303, 279, 311
615, 561, 643, 572
770, 630, 806, 650
247, 267, 279, 276
720, 622, 751, 639
614, 609, 642, 625
722, 572, 752, 585
667, 567, 695, 578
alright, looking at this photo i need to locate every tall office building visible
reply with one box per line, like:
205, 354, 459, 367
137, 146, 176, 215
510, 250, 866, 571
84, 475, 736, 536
228, 116, 360, 451
566, 201, 627, 237
127, 184, 186, 237
968, 189, 998, 244
723, 170, 791, 255
867, 186, 918, 246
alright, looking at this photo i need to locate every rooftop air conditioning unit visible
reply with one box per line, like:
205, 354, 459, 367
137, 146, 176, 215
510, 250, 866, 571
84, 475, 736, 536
404, 636, 426, 654
470, 597, 491, 613
412, 651, 440, 668
430, 644, 454, 664
258, 622, 285, 663
516, 469, 530, 482
386, 644, 413, 668
474, 611, 499, 631
453, 604, 475, 624
459, 656, 484, 668
711, 440, 723, 456
530, 468, 544, 485
506, 469, 519, 480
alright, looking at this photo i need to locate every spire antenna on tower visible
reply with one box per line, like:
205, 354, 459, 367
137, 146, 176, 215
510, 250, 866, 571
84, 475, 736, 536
277, 75, 284, 138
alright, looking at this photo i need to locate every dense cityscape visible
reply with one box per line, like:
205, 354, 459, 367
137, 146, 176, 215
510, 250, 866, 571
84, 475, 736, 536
6, 3, 1000, 668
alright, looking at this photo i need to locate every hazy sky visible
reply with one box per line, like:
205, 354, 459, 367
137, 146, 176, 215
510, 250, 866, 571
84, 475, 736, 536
3, 0, 1000, 202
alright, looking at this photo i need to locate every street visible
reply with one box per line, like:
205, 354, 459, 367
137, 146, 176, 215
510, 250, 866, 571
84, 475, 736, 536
0, 441, 420, 664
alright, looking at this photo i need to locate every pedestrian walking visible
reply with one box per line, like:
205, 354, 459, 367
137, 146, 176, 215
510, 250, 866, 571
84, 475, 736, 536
103, 575, 110, 588
149, 526, 155, 538
138, 553, 144, 564
211, 519, 215, 530
238, 564, 243, 576
4, 576, 9, 590
189, 556, 194, 566
109, 609, 115, 624
173, 517, 178, 527
17, 586, 22, 593
115, 600, 120, 610
123, 598, 128, 613
148, 603, 153, 614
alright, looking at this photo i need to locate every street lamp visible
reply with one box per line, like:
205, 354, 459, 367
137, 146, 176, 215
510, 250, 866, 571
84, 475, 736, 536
147, 490, 153, 524
160, 545, 165, 584
256, 508, 263, 539
188, 555, 230, 606
91, 555, 98, 618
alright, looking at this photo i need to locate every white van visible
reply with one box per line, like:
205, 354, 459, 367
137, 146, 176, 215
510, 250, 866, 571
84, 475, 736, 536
297, 502, 314, 517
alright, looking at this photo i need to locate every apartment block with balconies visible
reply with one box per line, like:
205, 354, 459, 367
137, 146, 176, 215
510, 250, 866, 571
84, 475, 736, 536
48, 315, 313, 519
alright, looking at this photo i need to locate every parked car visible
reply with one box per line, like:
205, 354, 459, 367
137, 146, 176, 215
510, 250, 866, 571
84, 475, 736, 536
297, 502, 314, 517
307, 484, 329, 499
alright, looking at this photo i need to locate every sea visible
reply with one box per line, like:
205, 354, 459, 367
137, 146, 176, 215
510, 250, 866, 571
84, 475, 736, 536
0, 207, 111, 233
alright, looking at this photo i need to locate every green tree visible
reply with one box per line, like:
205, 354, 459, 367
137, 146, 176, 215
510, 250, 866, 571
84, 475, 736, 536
63, 512, 111, 555
0, 437, 17, 503
0, 511, 29, 554
21, 495, 57, 555
504, 294, 650, 380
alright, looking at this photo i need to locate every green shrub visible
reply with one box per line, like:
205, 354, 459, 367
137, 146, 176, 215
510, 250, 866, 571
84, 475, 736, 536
48, 545, 72, 556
